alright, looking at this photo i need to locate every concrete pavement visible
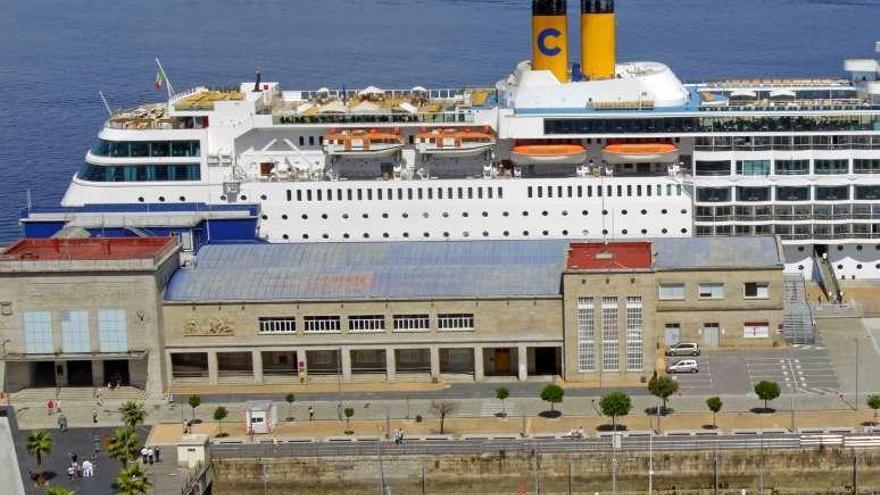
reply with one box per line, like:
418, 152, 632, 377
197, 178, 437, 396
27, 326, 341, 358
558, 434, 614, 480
0, 416, 26, 495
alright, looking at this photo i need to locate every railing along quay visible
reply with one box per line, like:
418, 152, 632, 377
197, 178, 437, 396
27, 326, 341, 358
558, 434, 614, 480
208, 432, 880, 459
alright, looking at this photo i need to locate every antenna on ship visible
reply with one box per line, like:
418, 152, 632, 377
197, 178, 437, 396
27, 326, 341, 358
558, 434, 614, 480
98, 91, 113, 116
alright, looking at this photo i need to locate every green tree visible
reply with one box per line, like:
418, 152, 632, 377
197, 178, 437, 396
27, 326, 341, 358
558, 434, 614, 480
754, 380, 781, 411
540, 384, 565, 414
187, 395, 202, 422
285, 393, 296, 421
867, 394, 880, 424
495, 387, 510, 417
105, 427, 141, 468
599, 392, 632, 431
647, 375, 679, 414
213, 406, 229, 437
119, 401, 147, 429
46, 487, 75, 495
113, 463, 152, 495
25, 429, 53, 467
430, 400, 457, 435
706, 396, 723, 429
343, 407, 355, 434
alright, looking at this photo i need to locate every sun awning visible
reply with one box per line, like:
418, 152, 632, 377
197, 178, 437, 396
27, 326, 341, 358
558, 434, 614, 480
729, 89, 757, 99
769, 89, 796, 99
358, 86, 384, 97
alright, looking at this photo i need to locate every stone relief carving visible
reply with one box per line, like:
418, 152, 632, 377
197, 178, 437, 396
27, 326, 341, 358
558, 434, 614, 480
183, 316, 234, 336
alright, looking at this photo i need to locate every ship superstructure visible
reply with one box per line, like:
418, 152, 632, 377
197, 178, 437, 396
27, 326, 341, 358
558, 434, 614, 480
58, 2, 880, 280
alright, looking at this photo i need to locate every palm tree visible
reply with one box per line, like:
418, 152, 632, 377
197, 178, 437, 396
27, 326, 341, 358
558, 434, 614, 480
106, 427, 141, 468
119, 401, 147, 429
113, 464, 152, 495
25, 430, 53, 467
46, 487, 75, 495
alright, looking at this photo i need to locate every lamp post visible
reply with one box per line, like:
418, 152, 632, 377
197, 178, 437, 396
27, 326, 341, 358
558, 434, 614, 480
855, 338, 860, 411
1, 339, 10, 407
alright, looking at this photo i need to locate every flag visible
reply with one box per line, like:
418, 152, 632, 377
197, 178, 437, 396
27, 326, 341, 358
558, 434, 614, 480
155, 66, 168, 91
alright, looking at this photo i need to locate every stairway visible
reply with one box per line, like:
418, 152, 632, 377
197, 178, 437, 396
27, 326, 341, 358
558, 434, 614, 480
812, 250, 842, 303
10, 386, 146, 403
783, 274, 815, 344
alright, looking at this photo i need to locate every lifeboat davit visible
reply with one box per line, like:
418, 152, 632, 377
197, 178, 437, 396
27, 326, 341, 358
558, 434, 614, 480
601, 143, 679, 164
510, 144, 587, 165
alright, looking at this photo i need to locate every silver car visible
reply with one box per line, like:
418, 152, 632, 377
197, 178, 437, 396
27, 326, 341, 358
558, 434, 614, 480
666, 359, 699, 374
665, 342, 701, 357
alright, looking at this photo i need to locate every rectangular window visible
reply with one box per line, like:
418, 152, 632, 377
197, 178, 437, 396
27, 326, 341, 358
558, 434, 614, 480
659, 283, 685, 300
736, 160, 770, 176
348, 315, 385, 333
625, 297, 643, 372
774, 160, 810, 175
258, 317, 296, 334
576, 298, 595, 373
24, 311, 53, 354
744, 282, 769, 299
98, 309, 128, 352
601, 297, 619, 372
392, 314, 430, 332
697, 283, 725, 299
303, 316, 341, 333
61, 310, 90, 353
437, 313, 474, 331
743, 322, 770, 339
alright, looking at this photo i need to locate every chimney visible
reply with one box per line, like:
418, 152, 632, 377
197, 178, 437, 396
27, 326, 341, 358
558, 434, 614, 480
532, 0, 569, 83
580, 0, 616, 80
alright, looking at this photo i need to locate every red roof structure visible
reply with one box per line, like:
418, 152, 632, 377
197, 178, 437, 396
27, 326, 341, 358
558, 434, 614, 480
566, 242, 653, 271
1, 237, 176, 261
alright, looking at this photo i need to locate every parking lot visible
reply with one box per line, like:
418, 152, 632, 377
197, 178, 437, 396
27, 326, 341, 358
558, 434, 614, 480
665, 346, 842, 397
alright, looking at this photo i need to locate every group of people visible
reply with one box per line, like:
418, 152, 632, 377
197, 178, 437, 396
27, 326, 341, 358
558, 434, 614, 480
568, 426, 585, 439
140, 445, 161, 464
66, 452, 95, 480
392, 428, 407, 445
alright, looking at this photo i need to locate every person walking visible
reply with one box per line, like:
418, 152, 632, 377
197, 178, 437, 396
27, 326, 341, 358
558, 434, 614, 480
154, 446, 161, 463
308, 406, 315, 421
82, 459, 94, 477
92, 408, 99, 424
147, 446, 154, 464
140, 446, 149, 464
47, 399, 54, 416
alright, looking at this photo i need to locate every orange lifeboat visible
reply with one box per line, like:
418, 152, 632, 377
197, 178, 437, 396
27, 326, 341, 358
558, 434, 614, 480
601, 142, 679, 164
510, 143, 587, 165
324, 128, 404, 158
416, 126, 495, 157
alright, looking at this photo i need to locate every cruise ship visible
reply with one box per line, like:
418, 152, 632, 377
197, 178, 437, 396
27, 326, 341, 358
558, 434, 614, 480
54, 1, 880, 280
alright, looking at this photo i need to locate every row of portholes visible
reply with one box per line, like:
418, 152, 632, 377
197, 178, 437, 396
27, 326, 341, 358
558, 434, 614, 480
278, 227, 690, 240
796, 263, 878, 271
797, 245, 880, 252
138, 196, 188, 203
262, 208, 689, 221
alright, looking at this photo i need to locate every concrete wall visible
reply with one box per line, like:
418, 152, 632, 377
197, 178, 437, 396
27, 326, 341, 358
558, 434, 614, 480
212, 448, 880, 495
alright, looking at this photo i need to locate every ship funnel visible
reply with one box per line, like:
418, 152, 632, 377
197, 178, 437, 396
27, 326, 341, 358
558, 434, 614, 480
580, 0, 616, 80
532, 0, 569, 83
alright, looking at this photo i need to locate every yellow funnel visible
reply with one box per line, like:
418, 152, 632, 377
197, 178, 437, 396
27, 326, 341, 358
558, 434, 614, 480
532, 0, 569, 83
581, 0, 616, 80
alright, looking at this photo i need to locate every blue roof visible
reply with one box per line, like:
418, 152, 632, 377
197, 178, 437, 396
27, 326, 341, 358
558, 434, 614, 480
652, 236, 782, 270
165, 240, 569, 302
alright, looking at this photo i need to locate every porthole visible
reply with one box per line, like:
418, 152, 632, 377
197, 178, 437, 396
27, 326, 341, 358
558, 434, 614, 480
523, 231, 529, 236
562, 210, 568, 216
260, 194, 267, 200
797, 246, 805, 252
582, 210, 589, 216
482, 211, 489, 217
343, 233, 350, 239
502, 211, 510, 217
621, 210, 628, 215
621, 229, 628, 235
322, 234, 329, 239
403, 232, 410, 238
876, 245, 880, 251
342, 213, 349, 219
562, 230, 569, 236
857, 264, 863, 269
857, 245, 863, 251
363, 213, 369, 219
837, 246, 843, 251
541, 211, 548, 216
837, 264, 843, 270
482, 231, 489, 237
798, 265, 804, 271
542, 230, 549, 236
443, 232, 450, 238
301, 214, 308, 220
462, 212, 469, 218
463, 231, 470, 237
602, 210, 608, 215
602, 229, 608, 235
522, 211, 529, 217
220, 195, 227, 201
503, 231, 510, 237
158, 196, 166, 202
302, 234, 309, 240
322, 214, 328, 219
382, 213, 388, 219
382, 233, 390, 238
281, 214, 289, 220
681, 228, 688, 234
422, 213, 429, 218
261, 215, 268, 220
680, 209, 687, 214
641, 209, 647, 215
876, 263, 880, 269
179, 196, 186, 202
137, 197, 145, 203
282, 234, 289, 240
363, 233, 370, 239
661, 209, 668, 214
240, 195, 248, 201
423, 232, 430, 238
641, 229, 648, 235
402, 213, 409, 218
661, 228, 668, 234
442, 212, 449, 218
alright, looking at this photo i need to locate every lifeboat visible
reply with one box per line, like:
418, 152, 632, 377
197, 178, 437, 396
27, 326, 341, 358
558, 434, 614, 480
416, 127, 495, 158
324, 129, 404, 158
510, 143, 587, 166
600, 143, 679, 164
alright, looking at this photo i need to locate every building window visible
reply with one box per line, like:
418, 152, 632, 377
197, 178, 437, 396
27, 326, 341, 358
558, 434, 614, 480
98, 309, 127, 352
303, 316, 341, 333
23, 311, 53, 354
625, 297, 643, 372
437, 314, 474, 331
576, 298, 595, 373
348, 315, 386, 333
744, 282, 769, 299
61, 310, 90, 353
392, 314, 430, 332
659, 283, 685, 300
601, 297, 619, 372
743, 322, 770, 339
258, 317, 296, 334
697, 283, 724, 299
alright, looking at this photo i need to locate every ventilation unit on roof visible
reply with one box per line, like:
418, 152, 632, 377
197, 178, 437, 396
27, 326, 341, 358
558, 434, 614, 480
595, 251, 613, 260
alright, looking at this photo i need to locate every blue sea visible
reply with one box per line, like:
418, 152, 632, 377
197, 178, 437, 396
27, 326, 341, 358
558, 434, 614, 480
1, 0, 878, 240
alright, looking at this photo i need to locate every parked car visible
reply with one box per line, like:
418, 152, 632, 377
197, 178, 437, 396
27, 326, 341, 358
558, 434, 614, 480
666, 359, 699, 374
665, 342, 701, 357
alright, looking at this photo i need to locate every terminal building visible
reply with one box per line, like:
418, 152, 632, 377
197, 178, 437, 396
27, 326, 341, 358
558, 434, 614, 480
0, 236, 786, 396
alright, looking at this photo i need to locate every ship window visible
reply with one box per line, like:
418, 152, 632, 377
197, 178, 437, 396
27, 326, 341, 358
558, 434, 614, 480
77, 163, 201, 182
676, 185, 682, 196
306, 190, 313, 201
637, 185, 642, 196
537, 187, 543, 199
438, 188, 444, 199
308, 136, 315, 146
397, 188, 403, 200
296, 190, 302, 201
427, 188, 433, 200
130, 142, 149, 157
617, 186, 622, 197
487, 188, 493, 199
627, 185, 632, 196
448, 187, 453, 198
407, 188, 413, 200
667, 184, 673, 196
366, 189, 371, 201
286, 190, 292, 201
557, 186, 563, 197
457, 187, 463, 199
467, 187, 473, 199
338, 189, 343, 201
607, 185, 612, 197
150, 142, 170, 157
646, 185, 651, 197
814, 159, 849, 175
356, 189, 362, 201
577, 186, 582, 198
477, 188, 483, 199
317, 189, 323, 201
299, 136, 305, 146
417, 188, 423, 200
347, 189, 353, 200
656, 185, 662, 196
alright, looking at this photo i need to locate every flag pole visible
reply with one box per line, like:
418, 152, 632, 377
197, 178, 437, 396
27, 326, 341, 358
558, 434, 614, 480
155, 58, 175, 99
99, 91, 113, 116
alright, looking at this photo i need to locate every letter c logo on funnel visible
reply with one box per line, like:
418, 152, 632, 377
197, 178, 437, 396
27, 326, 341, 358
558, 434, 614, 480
537, 28, 562, 57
